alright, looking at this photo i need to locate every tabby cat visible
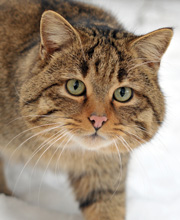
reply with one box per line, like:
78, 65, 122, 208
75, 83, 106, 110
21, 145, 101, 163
0, 0, 173, 219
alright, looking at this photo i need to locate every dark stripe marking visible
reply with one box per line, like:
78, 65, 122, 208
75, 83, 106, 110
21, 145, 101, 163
118, 51, 124, 61
134, 121, 150, 140
97, 26, 110, 37
24, 83, 59, 105
20, 40, 38, 54
111, 29, 119, 38
87, 40, 99, 58
117, 68, 127, 82
134, 121, 147, 132
43, 109, 58, 116
110, 40, 125, 61
123, 32, 128, 38
95, 59, 100, 74
80, 195, 97, 209
31, 109, 59, 123
80, 60, 89, 78
79, 188, 124, 209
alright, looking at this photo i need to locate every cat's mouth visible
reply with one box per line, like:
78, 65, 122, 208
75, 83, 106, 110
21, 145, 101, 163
77, 131, 112, 150
89, 132, 105, 140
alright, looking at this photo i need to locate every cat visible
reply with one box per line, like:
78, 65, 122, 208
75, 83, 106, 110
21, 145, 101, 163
0, 0, 173, 219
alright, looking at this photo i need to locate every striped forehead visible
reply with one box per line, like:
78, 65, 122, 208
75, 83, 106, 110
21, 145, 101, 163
80, 39, 128, 83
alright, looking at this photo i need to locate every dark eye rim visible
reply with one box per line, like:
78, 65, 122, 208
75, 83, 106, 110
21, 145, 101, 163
113, 87, 134, 103
65, 79, 86, 96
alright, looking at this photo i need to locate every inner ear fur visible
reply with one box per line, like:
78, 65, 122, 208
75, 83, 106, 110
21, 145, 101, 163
40, 10, 81, 58
129, 28, 173, 63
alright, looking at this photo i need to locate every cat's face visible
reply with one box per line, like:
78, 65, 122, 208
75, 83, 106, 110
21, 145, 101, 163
20, 11, 172, 153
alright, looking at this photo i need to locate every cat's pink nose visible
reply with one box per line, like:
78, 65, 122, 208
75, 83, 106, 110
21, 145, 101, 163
89, 115, 107, 130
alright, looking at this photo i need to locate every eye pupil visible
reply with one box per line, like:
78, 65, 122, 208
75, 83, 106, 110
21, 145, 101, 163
120, 87, 125, 97
74, 80, 79, 90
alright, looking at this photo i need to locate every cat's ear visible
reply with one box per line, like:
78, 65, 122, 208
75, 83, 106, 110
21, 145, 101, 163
40, 10, 80, 58
129, 28, 173, 66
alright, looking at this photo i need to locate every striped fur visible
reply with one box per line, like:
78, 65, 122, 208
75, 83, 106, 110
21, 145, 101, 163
0, 0, 173, 219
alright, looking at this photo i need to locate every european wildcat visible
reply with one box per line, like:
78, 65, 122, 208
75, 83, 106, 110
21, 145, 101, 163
0, 0, 173, 219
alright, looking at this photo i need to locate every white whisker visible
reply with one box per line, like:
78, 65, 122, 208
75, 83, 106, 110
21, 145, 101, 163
125, 124, 151, 136
117, 135, 149, 182
124, 130, 146, 145
1, 122, 62, 155
31, 129, 68, 175
54, 130, 77, 184
11, 125, 64, 195
12, 127, 65, 195
116, 135, 132, 153
37, 132, 74, 204
109, 139, 123, 201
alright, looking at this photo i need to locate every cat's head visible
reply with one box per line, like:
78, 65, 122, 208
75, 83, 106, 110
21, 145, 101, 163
20, 10, 173, 153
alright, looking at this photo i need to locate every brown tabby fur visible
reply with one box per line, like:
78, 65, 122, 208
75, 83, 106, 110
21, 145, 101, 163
0, 0, 173, 219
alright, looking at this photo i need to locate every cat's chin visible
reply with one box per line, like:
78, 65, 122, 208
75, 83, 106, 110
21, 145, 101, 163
73, 133, 113, 151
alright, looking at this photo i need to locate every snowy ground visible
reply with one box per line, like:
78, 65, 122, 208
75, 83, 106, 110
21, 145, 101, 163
1, 0, 180, 219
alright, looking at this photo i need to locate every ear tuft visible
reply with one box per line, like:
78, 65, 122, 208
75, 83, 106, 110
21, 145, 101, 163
40, 10, 79, 57
129, 28, 173, 62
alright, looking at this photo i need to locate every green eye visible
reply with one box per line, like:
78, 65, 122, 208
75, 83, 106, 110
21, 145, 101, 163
66, 79, 86, 96
113, 87, 133, 103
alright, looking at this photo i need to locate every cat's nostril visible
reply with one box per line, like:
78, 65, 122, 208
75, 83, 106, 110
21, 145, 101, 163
91, 119, 95, 124
89, 115, 107, 130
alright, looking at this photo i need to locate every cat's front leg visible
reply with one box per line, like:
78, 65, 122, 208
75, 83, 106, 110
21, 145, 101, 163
80, 190, 126, 220
69, 153, 129, 220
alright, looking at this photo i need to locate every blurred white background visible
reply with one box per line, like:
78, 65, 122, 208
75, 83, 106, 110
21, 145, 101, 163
1, 0, 180, 219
